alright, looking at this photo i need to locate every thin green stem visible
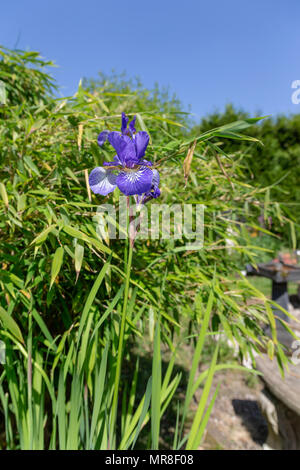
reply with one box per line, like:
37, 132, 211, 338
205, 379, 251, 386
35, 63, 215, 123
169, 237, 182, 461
110, 197, 134, 448
27, 312, 33, 450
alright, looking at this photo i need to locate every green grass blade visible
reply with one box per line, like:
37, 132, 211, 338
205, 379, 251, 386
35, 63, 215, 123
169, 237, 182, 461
89, 340, 109, 448
186, 345, 219, 450
77, 255, 112, 340
180, 289, 214, 435
151, 319, 161, 450
57, 367, 66, 449
130, 377, 152, 450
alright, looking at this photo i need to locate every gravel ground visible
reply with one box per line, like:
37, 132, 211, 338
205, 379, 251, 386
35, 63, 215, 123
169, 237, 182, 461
200, 369, 268, 450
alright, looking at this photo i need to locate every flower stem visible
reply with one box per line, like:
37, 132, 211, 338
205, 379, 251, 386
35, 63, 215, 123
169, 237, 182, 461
110, 198, 134, 447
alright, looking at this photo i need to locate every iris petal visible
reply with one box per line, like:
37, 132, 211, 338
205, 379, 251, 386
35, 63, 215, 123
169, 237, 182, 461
97, 130, 109, 147
89, 167, 117, 196
136, 159, 153, 166
103, 155, 122, 166
134, 131, 149, 160
121, 112, 129, 135
116, 167, 153, 196
129, 116, 136, 135
108, 132, 137, 165
151, 169, 159, 186
135, 169, 160, 204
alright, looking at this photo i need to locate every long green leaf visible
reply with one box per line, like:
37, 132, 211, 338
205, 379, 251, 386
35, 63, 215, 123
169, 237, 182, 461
0, 306, 24, 343
50, 246, 64, 289
151, 320, 161, 450
186, 345, 219, 450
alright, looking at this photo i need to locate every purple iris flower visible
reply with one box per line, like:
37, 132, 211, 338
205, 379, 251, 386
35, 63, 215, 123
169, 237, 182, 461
97, 113, 136, 147
135, 169, 160, 204
89, 113, 160, 199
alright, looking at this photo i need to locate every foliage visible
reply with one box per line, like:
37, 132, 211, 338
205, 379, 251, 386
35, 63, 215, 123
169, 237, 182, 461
193, 104, 300, 244
0, 46, 55, 106
0, 47, 294, 449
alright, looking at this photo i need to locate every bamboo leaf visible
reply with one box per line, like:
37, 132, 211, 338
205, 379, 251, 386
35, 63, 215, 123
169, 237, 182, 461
0, 306, 24, 343
30, 224, 56, 245
74, 243, 84, 283
50, 246, 64, 289
23, 156, 41, 176
0, 182, 8, 208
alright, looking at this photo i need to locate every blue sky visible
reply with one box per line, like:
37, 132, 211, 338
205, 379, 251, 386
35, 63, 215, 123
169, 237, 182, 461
2, 0, 300, 119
